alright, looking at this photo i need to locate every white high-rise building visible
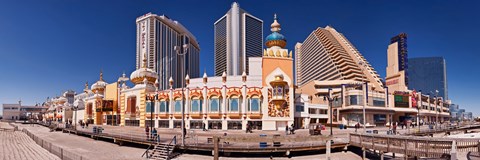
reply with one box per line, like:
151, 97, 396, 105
295, 26, 384, 90
214, 2, 263, 76
136, 13, 200, 90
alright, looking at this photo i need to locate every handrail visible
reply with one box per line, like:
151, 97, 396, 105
141, 144, 154, 158
166, 135, 177, 156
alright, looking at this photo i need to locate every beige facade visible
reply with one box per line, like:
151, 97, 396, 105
295, 26, 383, 91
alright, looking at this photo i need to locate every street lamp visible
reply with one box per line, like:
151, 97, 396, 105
358, 61, 367, 133
146, 94, 158, 141
418, 90, 422, 131
431, 90, 439, 128
323, 88, 338, 136
174, 44, 189, 146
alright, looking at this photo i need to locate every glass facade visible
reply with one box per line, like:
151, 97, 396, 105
136, 16, 200, 91
214, 16, 227, 76
408, 57, 448, 99
214, 6, 263, 76
244, 15, 263, 75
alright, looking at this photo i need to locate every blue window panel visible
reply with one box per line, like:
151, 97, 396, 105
175, 100, 181, 112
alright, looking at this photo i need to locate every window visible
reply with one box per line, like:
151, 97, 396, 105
191, 99, 202, 113
248, 97, 260, 112
174, 100, 182, 112
229, 97, 239, 112
349, 95, 363, 106
227, 121, 242, 130
146, 101, 154, 113
159, 101, 168, 112
209, 98, 220, 112
273, 86, 284, 99
295, 105, 304, 112
158, 120, 169, 128
208, 121, 222, 130
372, 97, 385, 107
127, 96, 136, 113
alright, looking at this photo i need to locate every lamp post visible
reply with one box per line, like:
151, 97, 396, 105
175, 44, 189, 146
358, 61, 367, 133
146, 94, 158, 141
418, 90, 422, 131
323, 88, 338, 136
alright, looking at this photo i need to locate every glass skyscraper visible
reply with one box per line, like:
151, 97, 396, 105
136, 13, 200, 90
408, 57, 448, 99
214, 2, 263, 76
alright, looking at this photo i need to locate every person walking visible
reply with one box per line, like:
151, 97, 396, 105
285, 125, 289, 135
393, 122, 397, 135
152, 128, 158, 142
355, 123, 359, 132
85, 122, 89, 129
145, 126, 150, 140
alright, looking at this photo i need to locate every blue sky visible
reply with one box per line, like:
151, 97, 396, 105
0, 0, 479, 116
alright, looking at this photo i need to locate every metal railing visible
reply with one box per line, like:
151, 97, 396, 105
22, 128, 88, 160
350, 133, 480, 158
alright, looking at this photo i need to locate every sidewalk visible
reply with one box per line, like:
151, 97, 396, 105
17, 123, 145, 160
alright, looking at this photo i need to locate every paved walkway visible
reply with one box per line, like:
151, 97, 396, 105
0, 123, 59, 160
17, 123, 145, 160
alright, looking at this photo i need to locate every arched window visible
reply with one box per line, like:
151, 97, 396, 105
190, 98, 202, 113
159, 100, 169, 113
174, 99, 182, 113
127, 96, 136, 113
229, 96, 239, 112
209, 97, 220, 113
248, 96, 261, 112
146, 101, 154, 113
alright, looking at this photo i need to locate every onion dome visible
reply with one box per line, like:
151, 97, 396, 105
130, 53, 158, 84
265, 14, 286, 48
91, 71, 108, 92
57, 96, 67, 104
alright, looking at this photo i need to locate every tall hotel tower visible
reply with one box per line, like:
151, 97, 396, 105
136, 13, 200, 90
214, 2, 263, 76
295, 26, 383, 89
385, 33, 408, 92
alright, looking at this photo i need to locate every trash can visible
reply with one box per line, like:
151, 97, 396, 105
93, 126, 97, 134
429, 125, 434, 130
339, 124, 344, 129
259, 134, 267, 148
373, 130, 378, 134
366, 130, 372, 134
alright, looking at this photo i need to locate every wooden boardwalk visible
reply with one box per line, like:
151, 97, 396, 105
349, 133, 480, 159
36, 122, 348, 154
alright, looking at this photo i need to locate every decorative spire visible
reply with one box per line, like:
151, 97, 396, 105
271, 14, 281, 32
169, 77, 173, 87
84, 81, 89, 90
242, 71, 247, 82
99, 70, 104, 81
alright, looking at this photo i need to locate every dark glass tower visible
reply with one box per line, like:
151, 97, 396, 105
214, 2, 263, 76
408, 57, 448, 99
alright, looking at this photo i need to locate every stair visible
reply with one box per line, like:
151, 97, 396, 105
148, 143, 176, 160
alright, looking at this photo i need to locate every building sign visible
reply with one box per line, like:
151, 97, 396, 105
394, 95, 409, 108
386, 79, 399, 86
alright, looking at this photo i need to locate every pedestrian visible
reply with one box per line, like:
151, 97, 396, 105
203, 123, 207, 131
152, 128, 158, 142
183, 127, 187, 137
355, 123, 359, 132
393, 122, 397, 135
285, 125, 289, 135
246, 123, 249, 133
145, 126, 150, 140
85, 122, 89, 129
290, 124, 295, 134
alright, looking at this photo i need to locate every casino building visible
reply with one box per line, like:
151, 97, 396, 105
81, 15, 294, 131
